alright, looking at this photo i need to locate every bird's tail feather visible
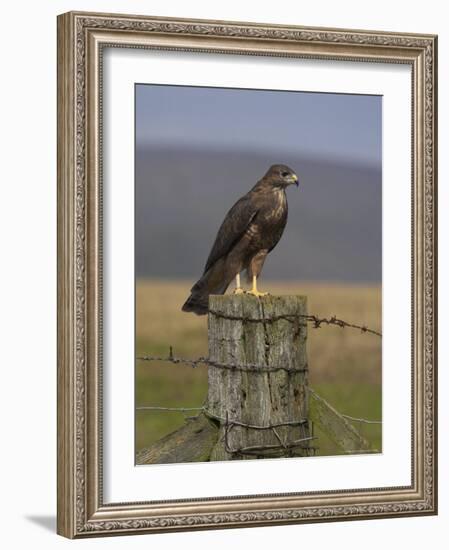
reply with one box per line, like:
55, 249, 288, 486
181, 291, 209, 315
182, 263, 230, 315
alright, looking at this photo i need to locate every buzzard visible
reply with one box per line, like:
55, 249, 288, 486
182, 164, 299, 315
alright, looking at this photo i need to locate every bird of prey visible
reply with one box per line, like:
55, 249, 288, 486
182, 164, 299, 315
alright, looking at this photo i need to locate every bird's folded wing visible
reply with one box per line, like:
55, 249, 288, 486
203, 194, 259, 273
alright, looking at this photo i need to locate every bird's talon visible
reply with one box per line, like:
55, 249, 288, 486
233, 288, 245, 295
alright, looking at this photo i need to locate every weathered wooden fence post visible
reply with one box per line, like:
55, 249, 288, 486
207, 294, 311, 460
136, 293, 374, 465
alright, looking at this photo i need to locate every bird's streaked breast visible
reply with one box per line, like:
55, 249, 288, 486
269, 189, 287, 219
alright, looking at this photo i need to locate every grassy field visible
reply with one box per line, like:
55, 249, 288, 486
135, 279, 382, 458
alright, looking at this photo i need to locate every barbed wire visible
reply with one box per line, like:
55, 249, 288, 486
308, 388, 382, 426
137, 349, 307, 374
136, 404, 379, 457
341, 413, 382, 425
221, 411, 316, 457
223, 411, 316, 456
136, 404, 381, 427
137, 311, 380, 374
136, 405, 308, 429
135, 405, 315, 455
342, 449, 380, 454
136, 310, 381, 457
204, 409, 309, 430
209, 309, 382, 337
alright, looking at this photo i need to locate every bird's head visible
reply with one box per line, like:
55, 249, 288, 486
264, 164, 299, 189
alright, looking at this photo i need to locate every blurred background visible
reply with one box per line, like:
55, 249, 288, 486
135, 84, 382, 458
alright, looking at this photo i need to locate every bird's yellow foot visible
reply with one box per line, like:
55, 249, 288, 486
246, 276, 268, 297
246, 289, 269, 297
233, 288, 245, 295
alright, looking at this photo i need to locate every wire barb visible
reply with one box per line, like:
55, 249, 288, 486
209, 309, 382, 337
137, 352, 308, 373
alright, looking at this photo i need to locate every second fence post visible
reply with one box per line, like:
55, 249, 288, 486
207, 294, 312, 460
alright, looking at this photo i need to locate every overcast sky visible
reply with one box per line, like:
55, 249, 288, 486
136, 84, 382, 167
135, 84, 382, 283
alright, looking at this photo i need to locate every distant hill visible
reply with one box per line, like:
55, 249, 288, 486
135, 146, 382, 283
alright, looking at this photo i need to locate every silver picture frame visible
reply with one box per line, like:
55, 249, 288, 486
57, 11, 438, 538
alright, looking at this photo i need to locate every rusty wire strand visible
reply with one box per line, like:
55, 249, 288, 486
341, 414, 382, 425
271, 427, 287, 449
137, 353, 307, 373
342, 449, 381, 454
135, 403, 382, 427
134, 405, 379, 457
223, 411, 316, 456
135, 405, 309, 430
204, 409, 308, 430
137, 310, 380, 374
209, 309, 382, 337
309, 389, 382, 425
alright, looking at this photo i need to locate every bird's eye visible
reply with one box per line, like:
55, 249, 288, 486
281, 171, 289, 178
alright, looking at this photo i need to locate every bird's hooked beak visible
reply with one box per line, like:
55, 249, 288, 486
291, 173, 299, 187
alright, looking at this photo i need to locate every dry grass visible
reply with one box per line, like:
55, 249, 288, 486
135, 279, 382, 454
136, 279, 381, 383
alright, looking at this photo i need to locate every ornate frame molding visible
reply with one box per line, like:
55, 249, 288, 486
57, 11, 437, 538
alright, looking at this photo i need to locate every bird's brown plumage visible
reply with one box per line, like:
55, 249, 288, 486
182, 164, 298, 314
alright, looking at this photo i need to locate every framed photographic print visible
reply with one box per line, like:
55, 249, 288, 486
57, 11, 438, 538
